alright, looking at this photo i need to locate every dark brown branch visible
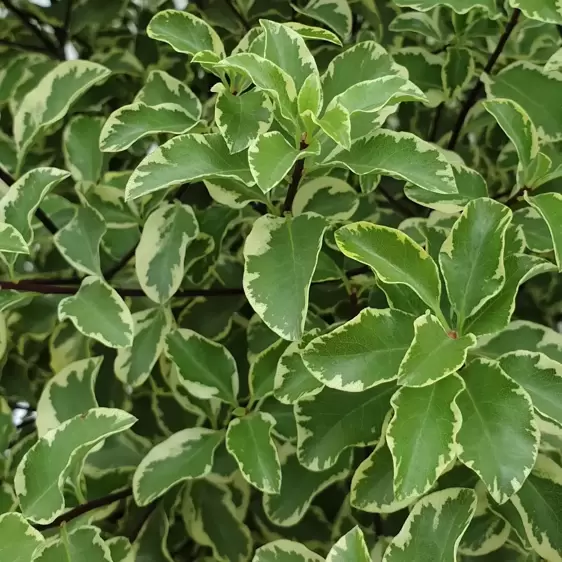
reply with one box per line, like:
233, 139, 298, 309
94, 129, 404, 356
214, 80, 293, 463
447, 8, 521, 151
36, 488, 132, 531
283, 140, 308, 214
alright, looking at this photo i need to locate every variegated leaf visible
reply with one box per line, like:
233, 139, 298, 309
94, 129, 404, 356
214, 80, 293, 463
0, 222, 28, 254
253, 540, 324, 562
525, 192, 562, 270
293, 0, 352, 38
63, 115, 105, 183
0, 512, 44, 562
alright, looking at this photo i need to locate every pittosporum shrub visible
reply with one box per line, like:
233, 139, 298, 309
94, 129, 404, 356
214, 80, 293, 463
0, 0, 561, 560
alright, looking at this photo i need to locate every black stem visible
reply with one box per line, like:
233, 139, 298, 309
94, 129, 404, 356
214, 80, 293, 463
103, 245, 137, 282
447, 8, 521, 151
283, 140, 308, 214
428, 103, 444, 143
378, 186, 415, 218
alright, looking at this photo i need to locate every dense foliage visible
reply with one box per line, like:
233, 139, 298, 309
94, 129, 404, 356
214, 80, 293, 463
1, 0, 562, 560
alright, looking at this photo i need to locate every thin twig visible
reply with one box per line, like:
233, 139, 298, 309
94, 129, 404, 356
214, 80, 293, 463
447, 8, 521, 151
428, 103, 444, 143
378, 185, 415, 217
0, 37, 52, 54
35, 488, 133, 531
283, 140, 308, 214
104, 245, 137, 282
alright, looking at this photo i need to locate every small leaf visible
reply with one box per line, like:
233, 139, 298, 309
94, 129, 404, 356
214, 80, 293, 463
250, 339, 291, 401
133, 427, 223, 506
398, 311, 476, 387
226, 412, 281, 494
166, 328, 239, 405
382, 488, 477, 562
63, 115, 105, 183
292, 0, 352, 38
0, 223, 28, 254
394, 0, 498, 14
336, 222, 443, 320
253, 540, 323, 562
309, 103, 350, 150
125, 133, 253, 201
58, 277, 134, 348
387, 374, 465, 499
216, 88, 273, 154
327, 130, 457, 195
205, 177, 268, 209
525, 192, 562, 270
147, 10, 225, 57
14, 408, 136, 524
286, 22, 342, 45
389, 12, 443, 42
136, 203, 199, 303
442, 47, 475, 101
456, 358, 539, 504
244, 213, 326, 341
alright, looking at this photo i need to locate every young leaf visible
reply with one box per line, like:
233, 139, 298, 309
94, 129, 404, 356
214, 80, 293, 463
286, 22, 342, 45
397, 311, 477, 387
215, 88, 273, 154
165, 328, 239, 405
63, 115, 105, 183
439, 198, 512, 331
114, 307, 172, 388
53, 205, 106, 277
293, 0, 352, 38
0, 512, 44, 562
525, 192, 562, 270
456, 358, 539, 504
135, 203, 199, 303
309, 103, 351, 149
14, 408, 136, 524
335, 222, 444, 320
125, 133, 253, 201
243, 213, 326, 341
327, 527, 370, 562
147, 10, 225, 57
303, 308, 415, 391
226, 412, 281, 494
133, 427, 223, 506
0, 223, 28, 254
387, 374, 465, 500
58, 277, 134, 349
327, 130, 457, 195
36, 356, 102, 437
382, 488, 477, 562
295, 383, 395, 471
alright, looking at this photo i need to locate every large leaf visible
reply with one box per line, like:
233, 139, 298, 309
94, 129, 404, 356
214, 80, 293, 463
526, 192, 562, 270
165, 328, 239, 405
302, 308, 414, 391
387, 374, 465, 500
133, 427, 223, 506
58, 277, 134, 348
439, 198, 512, 332
226, 412, 281, 494
136, 203, 199, 303
243, 213, 326, 341
382, 488, 477, 562
335, 222, 444, 321
0, 512, 44, 562
14, 408, 136, 524
456, 358, 539, 504
295, 383, 395, 470
125, 133, 253, 200
14, 61, 111, 163
327, 130, 457, 195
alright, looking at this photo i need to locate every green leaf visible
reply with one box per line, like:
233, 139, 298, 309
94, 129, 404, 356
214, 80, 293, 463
243, 213, 326, 341
114, 307, 172, 388
58, 277, 134, 349
439, 198, 512, 332
286, 22, 343, 45
31, 526, 113, 562
510, 455, 562, 561
292, 0, 352, 38
0, 397, 14, 454
263, 449, 351, 526
63, 115, 105, 183
499, 351, 562, 426
133, 427, 223, 506
327, 527, 370, 562
14, 61, 111, 165
0, 223, 28, 254
456, 358, 539, 504
387, 374, 465, 499
0, 512, 44, 562
184, 479, 253, 562
147, 10, 225, 57
442, 47, 475, 101
136, 203, 199, 303
394, 0, 498, 14
296, 382, 395, 470
166, 328, 239, 405
512, 207, 553, 253
253, 540, 323, 562
335, 222, 444, 320
107, 537, 133, 562
99, 102, 199, 152
204, 178, 268, 209
0, 167, 70, 245
132, 503, 174, 562
14, 408, 136, 524
303, 308, 414, 391
36, 356, 101, 437
250, 339, 291, 401
508, 0, 562, 24
216, 88, 273, 154
327, 130, 457, 195
53, 205, 106, 277
398, 311, 477, 387
125, 133, 253, 200
525, 192, 562, 270
382, 488, 477, 562
297, 72, 323, 119
309, 103, 351, 150
226, 412, 281, 494
389, 12, 443, 42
